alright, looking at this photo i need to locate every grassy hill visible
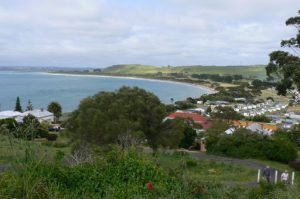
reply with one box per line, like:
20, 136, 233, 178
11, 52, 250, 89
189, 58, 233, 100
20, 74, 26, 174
102, 64, 267, 79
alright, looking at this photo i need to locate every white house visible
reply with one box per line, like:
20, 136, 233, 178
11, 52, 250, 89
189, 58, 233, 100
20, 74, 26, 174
288, 112, 300, 121
22, 109, 54, 123
0, 111, 23, 122
225, 128, 235, 135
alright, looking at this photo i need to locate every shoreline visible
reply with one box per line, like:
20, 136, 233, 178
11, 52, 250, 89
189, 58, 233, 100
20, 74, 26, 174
43, 72, 217, 94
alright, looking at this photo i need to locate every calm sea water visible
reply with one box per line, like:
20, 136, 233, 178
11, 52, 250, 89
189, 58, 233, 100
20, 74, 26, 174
0, 71, 211, 112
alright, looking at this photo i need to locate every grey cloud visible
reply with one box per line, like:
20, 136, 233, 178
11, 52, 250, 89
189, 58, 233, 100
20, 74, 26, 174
0, 0, 298, 67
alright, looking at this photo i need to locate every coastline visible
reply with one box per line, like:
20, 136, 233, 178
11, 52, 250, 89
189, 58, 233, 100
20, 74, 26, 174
43, 72, 217, 94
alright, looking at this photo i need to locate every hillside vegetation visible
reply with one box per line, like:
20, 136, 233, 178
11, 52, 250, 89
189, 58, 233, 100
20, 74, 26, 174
102, 64, 266, 79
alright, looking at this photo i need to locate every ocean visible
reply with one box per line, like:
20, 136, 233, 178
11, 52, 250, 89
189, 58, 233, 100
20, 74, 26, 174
0, 71, 211, 112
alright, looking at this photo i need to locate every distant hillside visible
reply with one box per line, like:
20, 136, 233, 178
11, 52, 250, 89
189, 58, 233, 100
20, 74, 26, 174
102, 64, 266, 79
102, 64, 158, 74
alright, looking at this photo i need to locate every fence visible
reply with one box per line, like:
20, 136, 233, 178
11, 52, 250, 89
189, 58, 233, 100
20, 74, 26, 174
257, 169, 295, 185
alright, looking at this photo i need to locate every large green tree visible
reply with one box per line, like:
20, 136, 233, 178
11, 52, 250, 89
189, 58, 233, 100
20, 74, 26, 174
211, 106, 243, 121
266, 10, 300, 98
67, 87, 167, 150
14, 96, 22, 112
47, 102, 62, 123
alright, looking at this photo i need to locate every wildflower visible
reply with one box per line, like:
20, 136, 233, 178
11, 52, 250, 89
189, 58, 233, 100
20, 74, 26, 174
146, 181, 154, 190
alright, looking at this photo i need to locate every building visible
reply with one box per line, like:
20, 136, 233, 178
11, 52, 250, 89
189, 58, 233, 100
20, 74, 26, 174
287, 112, 300, 121
22, 109, 54, 123
246, 123, 272, 135
231, 120, 278, 134
165, 111, 212, 130
0, 111, 23, 122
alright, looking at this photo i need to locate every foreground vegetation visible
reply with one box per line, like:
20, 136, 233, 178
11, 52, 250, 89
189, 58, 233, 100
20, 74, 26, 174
205, 123, 298, 163
1, 135, 300, 199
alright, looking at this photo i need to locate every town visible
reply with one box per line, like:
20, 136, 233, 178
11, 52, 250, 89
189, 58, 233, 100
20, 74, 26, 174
1, 1, 300, 198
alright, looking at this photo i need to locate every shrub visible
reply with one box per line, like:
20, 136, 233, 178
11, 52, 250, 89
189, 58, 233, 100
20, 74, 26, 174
186, 159, 198, 168
172, 151, 189, 158
289, 160, 300, 171
53, 142, 68, 148
0, 118, 18, 131
46, 134, 58, 141
0, 149, 195, 198
206, 128, 297, 163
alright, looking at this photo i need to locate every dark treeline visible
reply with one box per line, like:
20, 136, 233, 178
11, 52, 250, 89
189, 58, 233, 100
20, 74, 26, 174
199, 84, 262, 103
191, 74, 243, 83
251, 79, 278, 89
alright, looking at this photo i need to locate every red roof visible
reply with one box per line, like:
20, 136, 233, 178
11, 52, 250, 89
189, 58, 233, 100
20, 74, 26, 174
166, 112, 211, 130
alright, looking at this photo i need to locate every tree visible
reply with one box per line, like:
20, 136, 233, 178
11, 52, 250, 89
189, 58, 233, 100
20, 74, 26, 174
0, 118, 18, 131
211, 106, 243, 121
179, 126, 197, 149
159, 118, 186, 149
266, 10, 300, 98
174, 100, 196, 110
26, 100, 33, 111
205, 106, 212, 114
248, 115, 271, 123
67, 87, 167, 151
170, 98, 174, 104
48, 102, 62, 123
13, 114, 50, 140
206, 127, 297, 163
14, 96, 22, 112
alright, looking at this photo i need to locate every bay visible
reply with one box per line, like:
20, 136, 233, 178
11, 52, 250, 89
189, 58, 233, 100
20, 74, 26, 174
0, 71, 212, 112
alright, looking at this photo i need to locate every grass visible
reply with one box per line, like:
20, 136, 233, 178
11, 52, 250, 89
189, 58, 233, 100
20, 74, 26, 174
288, 105, 300, 114
260, 89, 290, 103
147, 152, 257, 184
102, 64, 267, 79
0, 133, 71, 165
1, 135, 300, 198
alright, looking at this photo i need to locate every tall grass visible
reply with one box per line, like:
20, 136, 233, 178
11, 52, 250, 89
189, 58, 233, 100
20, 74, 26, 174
0, 136, 299, 198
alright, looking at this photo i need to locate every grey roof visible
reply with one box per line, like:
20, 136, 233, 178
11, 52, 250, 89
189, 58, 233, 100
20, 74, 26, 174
246, 123, 270, 135
22, 109, 53, 118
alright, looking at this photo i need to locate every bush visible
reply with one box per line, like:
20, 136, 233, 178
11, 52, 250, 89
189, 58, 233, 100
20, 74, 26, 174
289, 160, 300, 171
53, 142, 68, 148
247, 115, 271, 123
179, 126, 197, 149
206, 128, 297, 163
0, 149, 195, 198
172, 151, 189, 158
186, 159, 198, 168
262, 138, 297, 163
0, 118, 18, 131
46, 134, 58, 141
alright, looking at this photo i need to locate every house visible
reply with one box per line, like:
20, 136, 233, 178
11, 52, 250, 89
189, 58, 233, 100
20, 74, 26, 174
0, 111, 23, 122
231, 120, 278, 134
287, 112, 300, 121
246, 123, 272, 135
188, 108, 206, 114
197, 101, 203, 105
22, 109, 54, 123
165, 111, 212, 130
234, 98, 246, 102
215, 101, 230, 106
225, 127, 236, 135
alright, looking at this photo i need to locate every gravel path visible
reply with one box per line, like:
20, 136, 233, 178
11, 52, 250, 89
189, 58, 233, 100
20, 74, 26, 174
187, 151, 289, 185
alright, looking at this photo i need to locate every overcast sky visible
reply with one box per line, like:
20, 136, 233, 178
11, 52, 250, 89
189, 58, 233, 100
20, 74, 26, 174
0, 0, 298, 67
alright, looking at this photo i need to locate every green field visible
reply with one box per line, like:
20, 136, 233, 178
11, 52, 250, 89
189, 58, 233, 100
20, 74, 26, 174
102, 64, 267, 79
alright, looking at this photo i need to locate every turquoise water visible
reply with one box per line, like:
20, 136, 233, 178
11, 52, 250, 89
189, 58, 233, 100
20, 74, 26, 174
0, 71, 211, 112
